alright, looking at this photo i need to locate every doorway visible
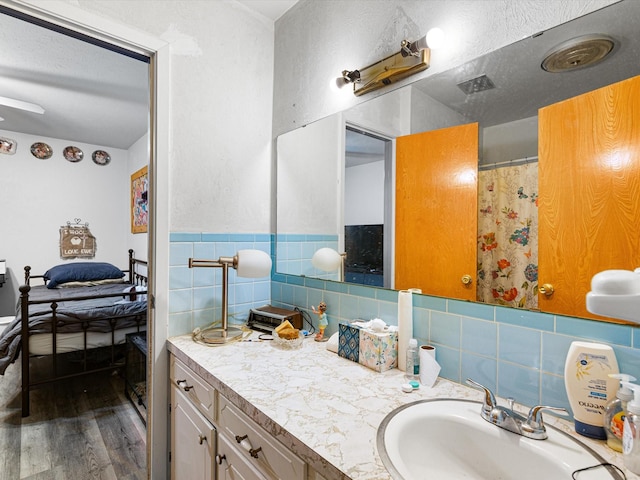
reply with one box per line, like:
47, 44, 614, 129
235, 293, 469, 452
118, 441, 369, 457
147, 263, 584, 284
344, 126, 393, 288
0, 2, 168, 478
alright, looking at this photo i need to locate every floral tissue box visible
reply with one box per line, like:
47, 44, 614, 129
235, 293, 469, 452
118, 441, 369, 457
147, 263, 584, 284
338, 322, 398, 372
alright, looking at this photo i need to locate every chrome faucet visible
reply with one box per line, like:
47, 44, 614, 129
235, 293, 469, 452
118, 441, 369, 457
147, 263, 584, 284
466, 378, 568, 440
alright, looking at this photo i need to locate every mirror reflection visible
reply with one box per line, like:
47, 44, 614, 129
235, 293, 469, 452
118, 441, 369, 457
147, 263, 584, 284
276, 0, 640, 320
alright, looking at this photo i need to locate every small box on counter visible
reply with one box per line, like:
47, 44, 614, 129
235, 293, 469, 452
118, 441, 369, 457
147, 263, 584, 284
338, 321, 398, 372
338, 323, 360, 362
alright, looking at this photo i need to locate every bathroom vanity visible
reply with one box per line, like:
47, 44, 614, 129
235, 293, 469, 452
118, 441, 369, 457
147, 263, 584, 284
167, 333, 632, 479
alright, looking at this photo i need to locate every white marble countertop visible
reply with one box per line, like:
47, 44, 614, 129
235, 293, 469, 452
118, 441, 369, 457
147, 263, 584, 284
167, 332, 636, 480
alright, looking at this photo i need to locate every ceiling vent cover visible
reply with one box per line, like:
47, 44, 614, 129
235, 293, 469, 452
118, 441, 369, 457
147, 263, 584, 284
542, 34, 615, 73
457, 75, 496, 95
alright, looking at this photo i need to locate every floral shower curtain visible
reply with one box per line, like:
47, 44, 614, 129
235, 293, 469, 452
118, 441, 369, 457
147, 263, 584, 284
477, 162, 538, 309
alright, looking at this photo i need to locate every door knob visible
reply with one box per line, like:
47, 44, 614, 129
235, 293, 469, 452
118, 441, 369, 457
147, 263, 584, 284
539, 284, 554, 297
461, 274, 473, 285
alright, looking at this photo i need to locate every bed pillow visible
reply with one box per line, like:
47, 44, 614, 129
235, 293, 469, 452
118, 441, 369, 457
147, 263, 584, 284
44, 262, 124, 289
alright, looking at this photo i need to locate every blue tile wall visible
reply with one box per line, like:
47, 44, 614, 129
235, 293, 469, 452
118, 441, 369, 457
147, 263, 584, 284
271, 275, 640, 416
168, 232, 272, 337
275, 234, 339, 280
167, 233, 640, 420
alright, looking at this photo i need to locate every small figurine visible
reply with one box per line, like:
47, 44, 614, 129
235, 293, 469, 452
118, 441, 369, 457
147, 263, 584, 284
312, 301, 328, 342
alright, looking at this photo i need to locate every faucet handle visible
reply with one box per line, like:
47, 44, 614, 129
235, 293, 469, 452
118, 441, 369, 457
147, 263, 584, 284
466, 378, 497, 415
523, 405, 569, 439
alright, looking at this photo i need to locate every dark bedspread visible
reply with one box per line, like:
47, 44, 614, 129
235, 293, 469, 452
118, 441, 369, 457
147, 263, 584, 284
0, 283, 147, 375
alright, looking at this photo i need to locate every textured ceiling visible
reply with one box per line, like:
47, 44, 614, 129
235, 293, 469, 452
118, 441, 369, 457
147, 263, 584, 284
0, 10, 149, 149
236, 0, 298, 21
0, 1, 298, 150
413, 0, 640, 128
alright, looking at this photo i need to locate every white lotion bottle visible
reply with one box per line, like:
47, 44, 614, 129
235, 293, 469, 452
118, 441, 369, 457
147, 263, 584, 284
564, 341, 619, 439
622, 382, 640, 474
405, 338, 419, 381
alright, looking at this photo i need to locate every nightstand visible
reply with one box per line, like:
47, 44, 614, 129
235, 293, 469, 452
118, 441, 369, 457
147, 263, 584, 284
124, 331, 147, 425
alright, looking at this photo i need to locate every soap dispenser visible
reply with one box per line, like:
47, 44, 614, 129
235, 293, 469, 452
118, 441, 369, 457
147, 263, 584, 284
604, 374, 637, 452
621, 382, 640, 474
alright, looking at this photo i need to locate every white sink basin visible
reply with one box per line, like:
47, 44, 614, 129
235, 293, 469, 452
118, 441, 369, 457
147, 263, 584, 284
377, 399, 623, 480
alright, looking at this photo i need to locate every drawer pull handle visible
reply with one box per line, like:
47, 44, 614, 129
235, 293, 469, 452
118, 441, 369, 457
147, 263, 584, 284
249, 446, 262, 459
215, 454, 226, 465
198, 433, 207, 445
235, 434, 262, 458
176, 379, 193, 391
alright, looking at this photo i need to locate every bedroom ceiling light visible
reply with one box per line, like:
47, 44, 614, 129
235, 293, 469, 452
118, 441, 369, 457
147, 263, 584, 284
0, 95, 45, 114
189, 249, 272, 344
337, 27, 445, 97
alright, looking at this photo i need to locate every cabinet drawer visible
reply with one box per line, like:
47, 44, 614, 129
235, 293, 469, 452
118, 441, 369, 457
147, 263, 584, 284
170, 355, 216, 422
217, 395, 305, 480
217, 434, 268, 480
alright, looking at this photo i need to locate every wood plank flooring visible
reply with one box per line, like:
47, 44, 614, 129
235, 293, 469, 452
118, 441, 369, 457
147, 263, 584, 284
0, 360, 147, 480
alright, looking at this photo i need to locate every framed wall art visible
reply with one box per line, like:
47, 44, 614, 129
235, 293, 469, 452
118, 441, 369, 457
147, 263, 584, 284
0, 136, 17, 155
131, 165, 148, 234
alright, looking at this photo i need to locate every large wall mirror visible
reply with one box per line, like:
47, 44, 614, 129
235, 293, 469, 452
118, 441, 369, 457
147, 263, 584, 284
276, 0, 640, 322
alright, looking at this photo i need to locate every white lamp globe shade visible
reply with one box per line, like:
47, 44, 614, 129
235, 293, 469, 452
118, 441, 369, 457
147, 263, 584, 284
312, 248, 342, 272
236, 249, 272, 278
426, 27, 445, 50
591, 269, 640, 295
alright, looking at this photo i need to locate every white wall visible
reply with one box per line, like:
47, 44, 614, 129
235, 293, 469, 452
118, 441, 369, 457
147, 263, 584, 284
277, 113, 343, 235
0, 129, 130, 314
344, 86, 412, 137
481, 116, 539, 165
410, 86, 468, 134
344, 160, 385, 226
57, 0, 276, 234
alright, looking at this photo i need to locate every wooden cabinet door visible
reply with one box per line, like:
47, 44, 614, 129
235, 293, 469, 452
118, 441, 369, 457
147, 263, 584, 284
395, 123, 478, 300
539, 74, 640, 320
171, 385, 215, 480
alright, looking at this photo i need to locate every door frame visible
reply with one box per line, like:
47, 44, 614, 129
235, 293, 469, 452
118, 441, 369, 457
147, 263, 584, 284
344, 124, 394, 288
0, 1, 171, 478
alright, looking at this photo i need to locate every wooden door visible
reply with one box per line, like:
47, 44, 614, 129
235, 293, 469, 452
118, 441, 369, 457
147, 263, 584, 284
539, 74, 640, 320
395, 123, 478, 300
171, 386, 215, 479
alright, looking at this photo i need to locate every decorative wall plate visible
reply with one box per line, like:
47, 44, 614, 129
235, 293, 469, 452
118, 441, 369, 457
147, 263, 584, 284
63, 145, 84, 163
92, 150, 111, 166
30, 142, 52, 159
0, 136, 17, 155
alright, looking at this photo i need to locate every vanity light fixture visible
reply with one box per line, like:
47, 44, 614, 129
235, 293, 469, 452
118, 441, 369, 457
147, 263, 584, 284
189, 249, 272, 344
338, 27, 445, 97
312, 247, 346, 282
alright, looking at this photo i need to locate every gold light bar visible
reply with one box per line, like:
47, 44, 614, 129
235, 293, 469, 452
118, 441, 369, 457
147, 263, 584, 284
352, 48, 430, 97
